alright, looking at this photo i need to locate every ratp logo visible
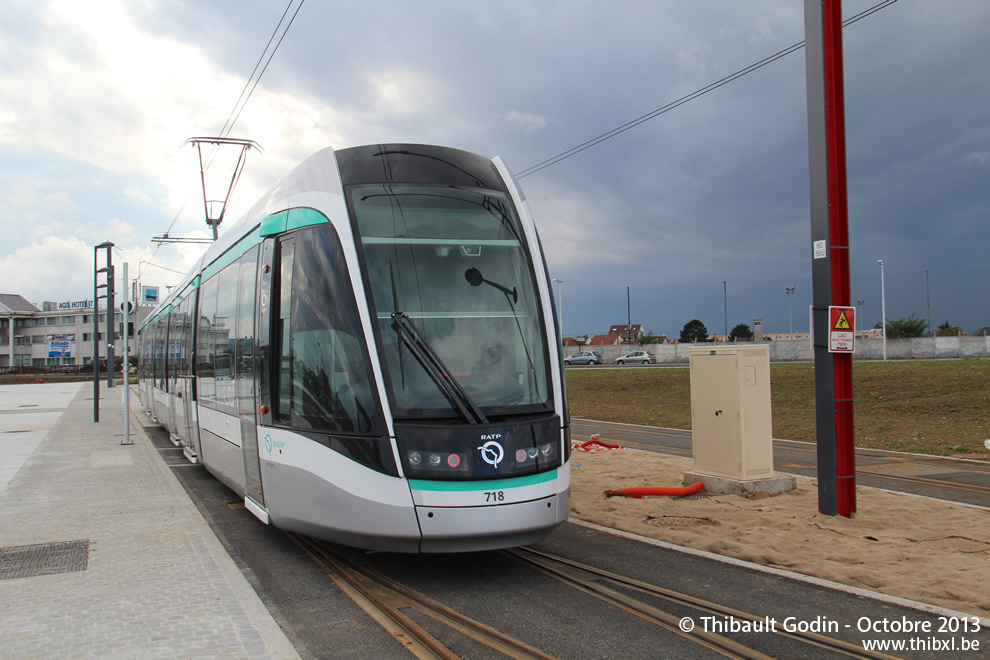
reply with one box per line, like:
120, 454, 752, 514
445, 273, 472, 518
264, 433, 284, 455
477, 440, 504, 468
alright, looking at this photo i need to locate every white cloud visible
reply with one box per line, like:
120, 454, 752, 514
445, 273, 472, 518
367, 68, 441, 118
0, 236, 93, 302
123, 187, 151, 204
46, 191, 73, 206
506, 110, 550, 133
526, 178, 644, 271
105, 218, 136, 243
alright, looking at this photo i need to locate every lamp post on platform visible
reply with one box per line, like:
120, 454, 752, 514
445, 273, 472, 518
878, 259, 887, 360
93, 241, 114, 422
785, 286, 795, 340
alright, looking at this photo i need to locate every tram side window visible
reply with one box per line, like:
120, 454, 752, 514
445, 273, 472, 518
274, 225, 382, 434
183, 295, 194, 379
213, 266, 239, 408
276, 238, 294, 420
154, 316, 168, 390
198, 275, 219, 404
236, 247, 259, 419
168, 305, 184, 388
175, 294, 192, 381
141, 329, 151, 380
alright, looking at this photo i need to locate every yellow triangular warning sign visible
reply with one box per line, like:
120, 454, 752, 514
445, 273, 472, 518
834, 311, 851, 330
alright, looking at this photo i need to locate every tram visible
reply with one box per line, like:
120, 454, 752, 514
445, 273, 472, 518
137, 144, 570, 552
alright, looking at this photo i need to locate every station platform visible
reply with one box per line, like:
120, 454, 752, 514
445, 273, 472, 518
0, 381, 299, 659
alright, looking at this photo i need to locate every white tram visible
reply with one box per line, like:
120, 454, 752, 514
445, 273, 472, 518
137, 144, 570, 552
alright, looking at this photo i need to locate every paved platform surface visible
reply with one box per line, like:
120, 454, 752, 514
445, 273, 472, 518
0, 382, 299, 659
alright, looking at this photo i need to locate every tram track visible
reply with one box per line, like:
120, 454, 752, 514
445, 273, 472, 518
504, 547, 896, 660
291, 529, 896, 659
289, 532, 555, 660
854, 468, 990, 498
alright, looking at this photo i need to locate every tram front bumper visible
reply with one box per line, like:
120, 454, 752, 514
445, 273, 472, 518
416, 490, 569, 553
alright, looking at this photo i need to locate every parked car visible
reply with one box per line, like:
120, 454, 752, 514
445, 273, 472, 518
564, 351, 602, 365
615, 350, 656, 365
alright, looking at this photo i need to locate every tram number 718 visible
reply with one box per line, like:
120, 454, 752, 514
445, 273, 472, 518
484, 490, 505, 503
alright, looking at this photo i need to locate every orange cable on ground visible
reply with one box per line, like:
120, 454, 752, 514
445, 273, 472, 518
575, 434, 621, 451
605, 481, 706, 498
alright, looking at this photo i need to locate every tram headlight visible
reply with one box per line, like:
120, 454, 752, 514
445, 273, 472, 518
403, 448, 469, 476
514, 443, 557, 465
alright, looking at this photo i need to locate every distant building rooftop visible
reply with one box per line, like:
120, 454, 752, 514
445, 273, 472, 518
0, 294, 41, 314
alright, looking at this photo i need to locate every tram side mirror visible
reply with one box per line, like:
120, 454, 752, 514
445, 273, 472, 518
464, 268, 518, 304
465, 267, 484, 287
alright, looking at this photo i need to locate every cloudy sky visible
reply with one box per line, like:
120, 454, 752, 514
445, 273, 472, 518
2, 0, 988, 338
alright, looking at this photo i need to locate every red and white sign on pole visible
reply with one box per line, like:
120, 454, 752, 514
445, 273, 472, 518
828, 306, 855, 353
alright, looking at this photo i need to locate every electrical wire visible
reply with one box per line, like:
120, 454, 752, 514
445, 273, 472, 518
516, 0, 899, 179
216, 1, 299, 141
220, 0, 306, 141
157, 0, 305, 243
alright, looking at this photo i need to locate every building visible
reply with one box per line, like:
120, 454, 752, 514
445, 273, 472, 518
588, 333, 623, 348
608, 323, 643, 342
1, 294, 152, 370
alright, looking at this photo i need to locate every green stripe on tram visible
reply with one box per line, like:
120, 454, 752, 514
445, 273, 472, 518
260, 208, 328, 236
409, 469, 558, 492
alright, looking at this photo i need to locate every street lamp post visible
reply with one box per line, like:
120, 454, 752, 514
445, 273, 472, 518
785, 286, 795, 340
93, 241, 114, 421
878, 259, 887, 360
551, 279, 563, 338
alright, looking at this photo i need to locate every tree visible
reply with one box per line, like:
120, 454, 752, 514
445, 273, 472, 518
934, 321, 965, 337
886, 314, 928, 339
729, 323, 753, 341
636, 331, 657, 345
680, 319, 709, 343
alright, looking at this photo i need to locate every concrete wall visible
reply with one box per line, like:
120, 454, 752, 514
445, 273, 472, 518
569, 335, 990, 364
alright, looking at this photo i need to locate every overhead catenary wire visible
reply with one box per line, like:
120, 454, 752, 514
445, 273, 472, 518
215, 0, 302, 142
156, 0, 305, 243
516, 0, 899, 179
218, 0, 306, 143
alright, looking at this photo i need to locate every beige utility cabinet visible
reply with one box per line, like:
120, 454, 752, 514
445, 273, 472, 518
689, 345, 773, 481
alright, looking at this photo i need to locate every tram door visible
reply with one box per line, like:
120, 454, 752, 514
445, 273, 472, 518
178, 292, 199, 455
164, 293, 193, 451
240, 244, 265, 508
167, 307, 184, 440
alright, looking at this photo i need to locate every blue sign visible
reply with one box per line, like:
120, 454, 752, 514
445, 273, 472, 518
49, 337, 71, 358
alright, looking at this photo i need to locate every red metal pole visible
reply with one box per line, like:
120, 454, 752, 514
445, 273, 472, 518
822, 0, 856, 516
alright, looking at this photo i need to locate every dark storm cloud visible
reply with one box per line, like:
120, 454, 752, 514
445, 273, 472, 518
3, 1, 987, 335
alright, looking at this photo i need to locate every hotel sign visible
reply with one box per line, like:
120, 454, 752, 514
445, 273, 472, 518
57, 299, 93, 310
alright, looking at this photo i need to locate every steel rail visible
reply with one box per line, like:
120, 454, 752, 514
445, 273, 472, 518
291, 533, 456, 659
291, 533, 556, 660
507, 547, 898, 660
854, 469, 990, 497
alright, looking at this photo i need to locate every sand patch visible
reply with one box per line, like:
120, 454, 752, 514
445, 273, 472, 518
569, 448, 990, 618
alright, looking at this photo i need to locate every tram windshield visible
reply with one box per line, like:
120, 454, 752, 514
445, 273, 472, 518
352, 184, 551, 420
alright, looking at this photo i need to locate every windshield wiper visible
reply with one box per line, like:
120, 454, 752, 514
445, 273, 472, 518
391, 311, 489, 425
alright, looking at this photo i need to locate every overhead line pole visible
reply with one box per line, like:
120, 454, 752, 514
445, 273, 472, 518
805, 0, 856, 517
